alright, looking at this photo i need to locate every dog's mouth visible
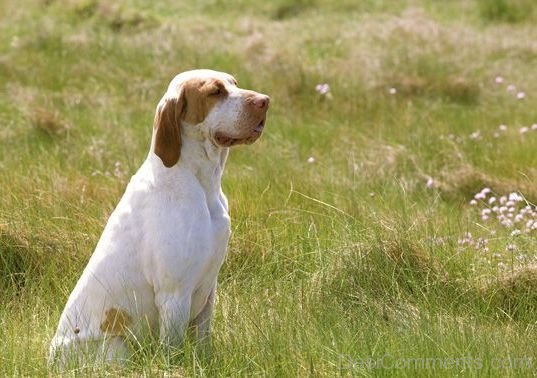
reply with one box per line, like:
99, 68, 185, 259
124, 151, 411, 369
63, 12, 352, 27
214, 117, 266, 147
253, 118, 265, 134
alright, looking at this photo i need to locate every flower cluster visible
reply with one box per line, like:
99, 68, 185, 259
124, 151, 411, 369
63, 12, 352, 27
469, 188, 537, 234
458, 188, 536, 271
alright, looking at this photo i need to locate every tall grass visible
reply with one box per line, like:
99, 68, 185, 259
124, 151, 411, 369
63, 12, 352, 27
1, 0, 536, 376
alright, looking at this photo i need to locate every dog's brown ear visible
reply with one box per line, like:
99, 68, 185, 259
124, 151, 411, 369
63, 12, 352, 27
153, 92, 185, 167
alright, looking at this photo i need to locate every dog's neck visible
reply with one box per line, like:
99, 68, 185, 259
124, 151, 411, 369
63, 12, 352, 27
179, 131, 229, 197
147, 127, 229, 205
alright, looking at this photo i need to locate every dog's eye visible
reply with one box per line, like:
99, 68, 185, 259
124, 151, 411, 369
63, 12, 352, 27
209, 88, 222, 96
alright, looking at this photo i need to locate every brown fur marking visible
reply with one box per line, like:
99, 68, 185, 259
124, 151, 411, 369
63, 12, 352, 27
154, 95, 184, 167
181, 78, 227, 125
153, 78, 228, 167
100, 307, 132, 336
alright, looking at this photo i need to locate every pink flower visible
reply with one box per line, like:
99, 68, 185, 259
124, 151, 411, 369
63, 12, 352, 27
495, 76, 504, 84
315, 83, 330, 95
516, 91, 526, 99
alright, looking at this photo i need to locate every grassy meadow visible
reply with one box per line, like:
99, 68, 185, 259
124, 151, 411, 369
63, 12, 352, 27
1, 0, 537, 376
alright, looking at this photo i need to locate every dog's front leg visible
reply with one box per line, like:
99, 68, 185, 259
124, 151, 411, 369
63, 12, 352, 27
155, 292, 191, 347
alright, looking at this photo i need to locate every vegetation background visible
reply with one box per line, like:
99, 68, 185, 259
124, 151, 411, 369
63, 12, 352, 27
0, 0, 536, 376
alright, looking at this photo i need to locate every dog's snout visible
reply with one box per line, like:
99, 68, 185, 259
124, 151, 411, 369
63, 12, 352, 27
253, 95, 270, 109
246, 93, 270, 110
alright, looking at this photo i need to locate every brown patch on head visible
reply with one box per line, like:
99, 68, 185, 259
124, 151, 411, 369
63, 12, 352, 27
181, 78, 228, 125
153, 77, 229, 167
100, 307, 132, 336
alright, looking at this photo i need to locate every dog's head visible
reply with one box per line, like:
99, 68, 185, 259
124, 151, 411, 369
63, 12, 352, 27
152, 69, 270, 167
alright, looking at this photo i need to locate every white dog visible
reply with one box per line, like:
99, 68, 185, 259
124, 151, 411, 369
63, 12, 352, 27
49, 69, 269, 367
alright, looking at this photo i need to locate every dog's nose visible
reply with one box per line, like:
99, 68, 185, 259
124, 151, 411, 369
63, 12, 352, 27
252, 94, 270, 109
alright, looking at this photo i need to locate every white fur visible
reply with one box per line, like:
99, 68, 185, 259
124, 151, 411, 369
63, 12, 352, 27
49, 70, 269, 368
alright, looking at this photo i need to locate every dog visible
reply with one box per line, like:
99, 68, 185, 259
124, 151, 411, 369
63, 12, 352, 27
49, 69, 269, 367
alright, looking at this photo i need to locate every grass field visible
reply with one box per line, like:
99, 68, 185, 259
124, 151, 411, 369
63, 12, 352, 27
1, 0, 536, 376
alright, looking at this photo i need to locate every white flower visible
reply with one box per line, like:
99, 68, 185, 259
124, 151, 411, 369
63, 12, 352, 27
511, 229, 521, 236
531, 124, 537, 131
495, 76, 504, 84
507, 84, 516, 92
426, 177, 435, 188
516, 91, 526, 99
509, 192, 523, 202
307, 156, 315, 164
470, 199, 478, 205
498, 124, 507, 131
488, 197, 496, 204
469, 131, 481, 140
519, 126, 529, 134
315, 83, 330, 95
389, 87, 397, 95
475, 192, 486, 200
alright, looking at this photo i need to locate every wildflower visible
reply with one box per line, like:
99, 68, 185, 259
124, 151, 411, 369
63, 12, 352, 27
495, 76, 504, 84
516, 91, 526, 100
469, 199, 478, 205
488, 197, 496, 204
307, 156, 315, 164
481, 215, 489, 221
511, 229, 521, 236
531, 124, 537, 131
498, 124, 507, 131
507, 84, 516, 92
509, 192, 523, 202
315, 83, 330, 95
506, 244, 517, 252
388, 87, 397, 95
519, 126, 529, 134
475, 192, 486, 200
493, 132, 500, 138
426, 177, 435, 189
469, 131, 481, 140
481, 188, 492, 195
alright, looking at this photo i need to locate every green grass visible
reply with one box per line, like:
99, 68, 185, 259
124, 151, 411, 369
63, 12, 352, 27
1, 0, 537, 376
